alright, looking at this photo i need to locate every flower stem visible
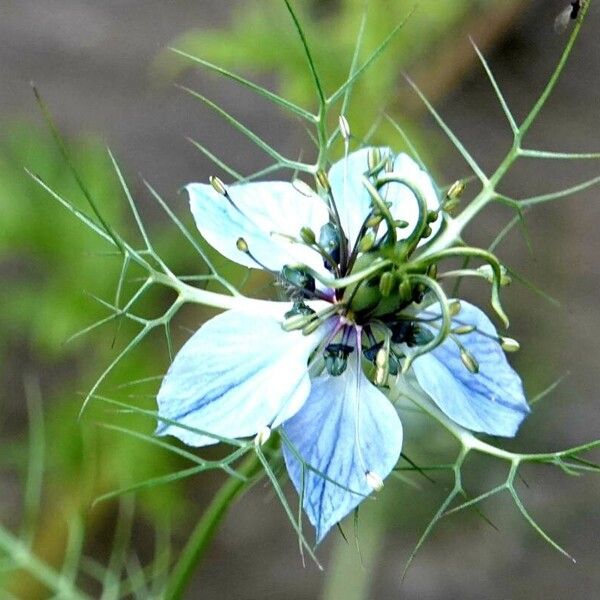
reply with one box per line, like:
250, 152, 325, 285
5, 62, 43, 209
164, 451, 264, 600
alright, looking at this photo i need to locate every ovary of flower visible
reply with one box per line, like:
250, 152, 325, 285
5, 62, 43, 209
156, 146, 530, 542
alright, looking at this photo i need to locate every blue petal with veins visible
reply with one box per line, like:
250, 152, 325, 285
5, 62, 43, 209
412, 301, 529, 437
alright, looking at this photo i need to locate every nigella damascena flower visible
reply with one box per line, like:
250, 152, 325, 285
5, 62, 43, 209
156, 147, 530, 542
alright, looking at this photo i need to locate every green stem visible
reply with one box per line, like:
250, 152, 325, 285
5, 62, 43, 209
164, 451, 264, 600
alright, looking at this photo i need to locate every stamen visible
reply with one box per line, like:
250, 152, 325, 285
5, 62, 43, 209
449, 299, 462, 316
445, 179, 466, 201
374, 347, 388, 386
357, 230, 376, 253
236, 237, 274, 273
460, 348, 479, 374
315, 170, 348, 271
500, 336, 520, 352
210, 175, 244, 215
282, 304, 339, 332
367, 147, 381, 172
209, 175, 227, 195
453, 324, 476, 335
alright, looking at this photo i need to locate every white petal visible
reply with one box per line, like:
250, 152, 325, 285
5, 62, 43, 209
156, 308, 329, 446
283, 358, 403, 542
328, 148, 440, 249
328, 147, 388, 246
187, 181, 329, 272
412, 301, 529, 437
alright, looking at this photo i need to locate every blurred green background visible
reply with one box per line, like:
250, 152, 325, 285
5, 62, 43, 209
1, 1, 599, 598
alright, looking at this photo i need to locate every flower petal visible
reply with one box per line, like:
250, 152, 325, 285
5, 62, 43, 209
187, 181, 329, 272
328, 148, 440, 248
412, 301, 530, 437
385, 152, 441, 242
328, 147, 388, 246
282, 358, 402, 542
156, 309, 327, 446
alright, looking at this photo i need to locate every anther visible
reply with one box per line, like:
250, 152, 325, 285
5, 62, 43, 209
449, 299, 462, 317
302, 317, 325, 336
236, 237, 273, 271
426, 264, 438, 280
460, 348, 479, 374
442, 180, 466, 214
254, 426, 272, 446
209, 175, 227, 196
365, 214, 384, 228
339, 115, 351, 140
453, 325, 476, 335
366, 471, 384, 492
500, 337, 520, 352
282, 312, 317, 332
374, 348, 389, 386
316, 169, 332, 194
358, 230, 376, 253
236, 237, 249, 253
300, 226, 316, 245
367, 148, 381, 172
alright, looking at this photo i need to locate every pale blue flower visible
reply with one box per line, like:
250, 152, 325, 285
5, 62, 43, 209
156, 147, 529, 541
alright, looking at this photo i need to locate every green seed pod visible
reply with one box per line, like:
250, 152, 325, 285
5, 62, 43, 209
236, 238, 249, 253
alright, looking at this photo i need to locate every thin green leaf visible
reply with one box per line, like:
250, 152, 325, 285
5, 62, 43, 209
171, 47, 314, 121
